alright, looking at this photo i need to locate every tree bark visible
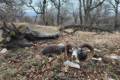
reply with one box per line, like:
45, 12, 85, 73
57, 0, 61, 26
79, 0, 83, 25
42, 0, 47, 25
82, 0, 105, 26
114, 1, 119, 30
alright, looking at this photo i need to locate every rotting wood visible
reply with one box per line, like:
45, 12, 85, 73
0, 22, 60, 49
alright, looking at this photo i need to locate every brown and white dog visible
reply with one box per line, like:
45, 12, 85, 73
42, 42, 94, 62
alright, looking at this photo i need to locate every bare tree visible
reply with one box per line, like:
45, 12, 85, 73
72, 10, 78, 24
79, 0, 83, 25
45, 6, 56, 25
109, 0, 120, 30
23, 0, 47, 24
78, 0, 105, 26
50, 0, 68, 25
60, 7, 71, 25
69, 2, 79, 24
0, 0, 24, 22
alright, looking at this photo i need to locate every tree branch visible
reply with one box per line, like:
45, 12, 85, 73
50, 0, 59, 9
109, 0, 116, 9
90, 0, 105, 10
24, 0, 43, 14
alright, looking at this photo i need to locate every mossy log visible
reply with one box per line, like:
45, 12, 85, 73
0, 22, 60, 49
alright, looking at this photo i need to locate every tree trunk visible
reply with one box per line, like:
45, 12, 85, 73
79, 0, 83, 25
114, 3, 119, 30
57, 0, 61, 26
42, 0, 46, 25
34, 14, 38, 23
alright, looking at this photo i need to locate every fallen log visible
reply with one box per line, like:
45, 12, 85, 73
59, 25, 113, 34
24, 31, 60, 41
2, 39, 33, 49
0, 22, 60, 49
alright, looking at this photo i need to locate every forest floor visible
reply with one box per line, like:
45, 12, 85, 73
0, 25, 120, 80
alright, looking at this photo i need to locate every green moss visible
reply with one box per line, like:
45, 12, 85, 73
10, 31, 16, 37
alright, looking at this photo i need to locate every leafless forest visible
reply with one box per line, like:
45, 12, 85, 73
1, 0, 120, 29
0, 0, 120, 80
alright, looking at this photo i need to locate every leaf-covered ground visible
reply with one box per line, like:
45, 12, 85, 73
0, 30, 120, 80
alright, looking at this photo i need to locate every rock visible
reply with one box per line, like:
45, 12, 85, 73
105, 54, 120, 61
94, 48, 102, 52
0, 48, 7, 54
91, 57, 102, 61
64, 60, 80, 69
